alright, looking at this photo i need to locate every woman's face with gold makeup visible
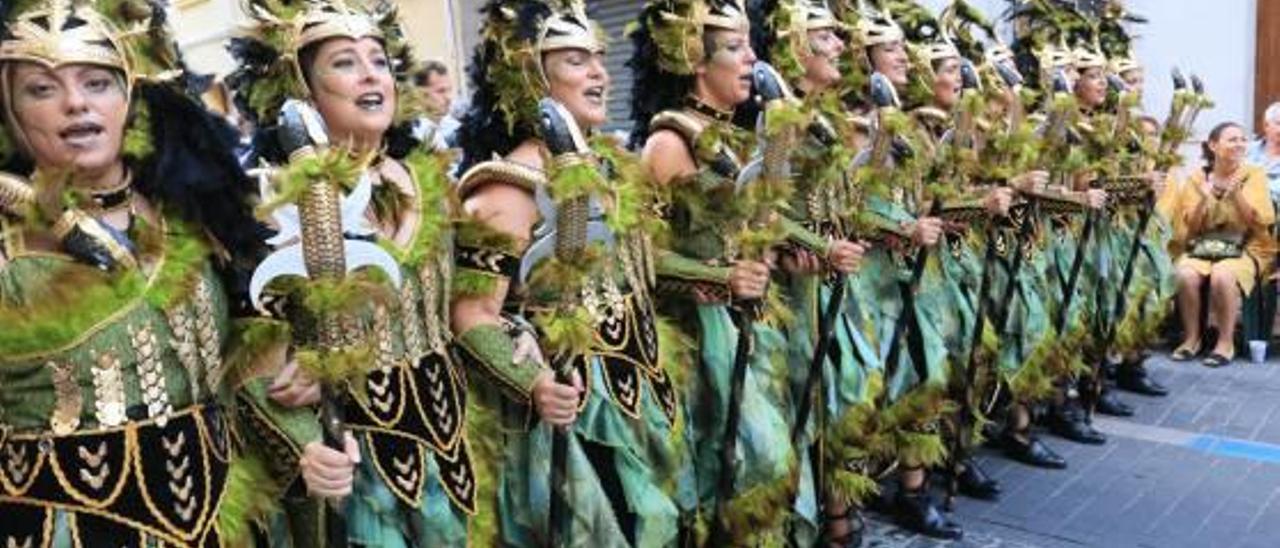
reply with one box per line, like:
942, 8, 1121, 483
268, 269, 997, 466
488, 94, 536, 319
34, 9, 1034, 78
9, 62, 127, 174
696, 28, 757, 108
306, 36, 396, 148
543, 48, 610, 129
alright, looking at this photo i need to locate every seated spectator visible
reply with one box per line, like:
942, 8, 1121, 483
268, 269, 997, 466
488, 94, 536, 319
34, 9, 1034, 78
1248, 102, 1280, 198
1162, 122, 1277, 367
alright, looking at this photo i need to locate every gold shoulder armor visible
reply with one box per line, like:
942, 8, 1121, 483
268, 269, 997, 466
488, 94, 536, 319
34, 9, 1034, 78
457, 159, 547, 200
649, 110, 707, 148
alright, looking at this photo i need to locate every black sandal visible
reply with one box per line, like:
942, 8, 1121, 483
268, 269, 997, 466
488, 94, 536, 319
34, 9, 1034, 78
1203, 353, 1233, 368
822, 506, 866, 548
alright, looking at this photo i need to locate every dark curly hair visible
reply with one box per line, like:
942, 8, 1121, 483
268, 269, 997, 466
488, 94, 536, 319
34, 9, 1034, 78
456, 0, 551, 173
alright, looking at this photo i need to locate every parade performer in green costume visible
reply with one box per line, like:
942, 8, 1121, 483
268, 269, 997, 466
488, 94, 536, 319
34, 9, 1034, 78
827, 2, 963, 540
742, 1, 884, 544
1093, 3, 1175, 396
0, 1, 267, 545
454, 1, 686, 545
933, 3, 1076, 472
632, 0, 865, 542
1005, 2, 1116, 447
225, 1, 478, 545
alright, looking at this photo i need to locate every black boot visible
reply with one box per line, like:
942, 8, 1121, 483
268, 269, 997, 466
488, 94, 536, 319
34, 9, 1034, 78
1117, 360, 1169, 396
1048, 400, 1107, 445
1095, 387, 1134, 417
1001, 432, 1068, 469
956, 458, 1001, 501
892, 486, 963, 540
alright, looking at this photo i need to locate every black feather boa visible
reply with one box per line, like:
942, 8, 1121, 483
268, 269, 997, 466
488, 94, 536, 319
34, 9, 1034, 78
132, 81, 270, 315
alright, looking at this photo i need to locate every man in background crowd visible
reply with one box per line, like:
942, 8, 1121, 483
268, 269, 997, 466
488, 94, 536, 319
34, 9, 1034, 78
413, 59, 462, 150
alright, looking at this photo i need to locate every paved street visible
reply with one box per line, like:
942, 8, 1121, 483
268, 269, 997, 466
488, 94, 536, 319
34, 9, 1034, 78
865, 353, 1280, 548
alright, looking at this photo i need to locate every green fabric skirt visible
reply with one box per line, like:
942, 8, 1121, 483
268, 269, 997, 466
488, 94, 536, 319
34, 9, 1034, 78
346, 439, 470, 547
784, 272, 882, 541
494, 353, 682, 548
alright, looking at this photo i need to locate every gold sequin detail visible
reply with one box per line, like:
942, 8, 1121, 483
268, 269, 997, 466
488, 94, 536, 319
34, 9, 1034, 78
419, 261, 448, 354
164, 304, 202, 402
131, 324, 173, 427
192, 278, 224, 392
373, 305, 396, 373
46, 360, 82, 436
399, 277, 427, 360
89, 351, 126, 428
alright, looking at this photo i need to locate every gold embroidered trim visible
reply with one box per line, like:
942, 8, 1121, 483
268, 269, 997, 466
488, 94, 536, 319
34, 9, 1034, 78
46, 434, 130, 510
362, 431, 426, 510
0, 440, 45, 496
373, 305, 397, 373
164, 304, 202, 402
4, 405, 221, 546
192, 278, 223, 393
398, 279, 427, 361
409, 353, 464, 453
89, 351, 126, 428
418, 262, 448, 355
47, 360, 83, 436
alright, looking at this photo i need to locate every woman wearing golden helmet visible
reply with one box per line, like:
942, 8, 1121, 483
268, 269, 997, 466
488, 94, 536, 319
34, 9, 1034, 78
453, 1, 685, 546
0, 1, 266, 546
226, 0, 473, 545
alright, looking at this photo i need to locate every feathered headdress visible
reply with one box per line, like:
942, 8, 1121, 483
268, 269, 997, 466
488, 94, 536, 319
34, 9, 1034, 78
753, 0, 847, 84
1096, 0, 1144, 75
637, 0, 749, 76
1005, 0, 1095, 91
0, 0, 266, 285
0, 0, 185, 89
226, 0, 416, 127
470, 0, 602, 136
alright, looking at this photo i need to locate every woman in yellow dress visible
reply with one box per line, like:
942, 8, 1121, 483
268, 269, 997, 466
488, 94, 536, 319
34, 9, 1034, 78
1162, 122, 1276, 366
